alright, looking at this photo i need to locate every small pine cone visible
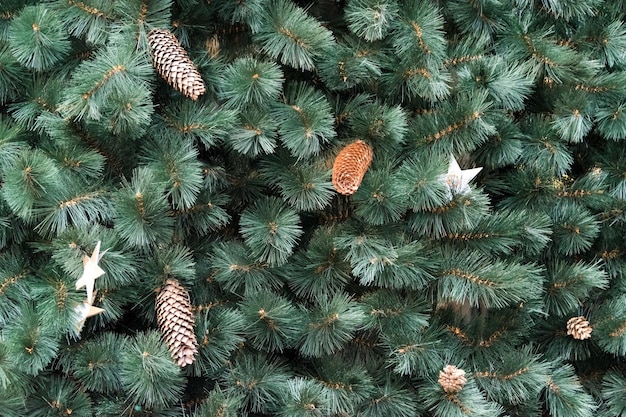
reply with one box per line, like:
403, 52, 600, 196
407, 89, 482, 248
566, 316, 592, 340
148, 29, 206, 100
438, 365, 467, 394
332, 140, 373, 195
156, 278, 198, 367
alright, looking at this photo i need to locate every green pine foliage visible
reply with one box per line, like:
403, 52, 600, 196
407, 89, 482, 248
1, 0, 626, 416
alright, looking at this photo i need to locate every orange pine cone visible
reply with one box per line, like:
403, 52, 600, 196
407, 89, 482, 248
332, 140, 373, 195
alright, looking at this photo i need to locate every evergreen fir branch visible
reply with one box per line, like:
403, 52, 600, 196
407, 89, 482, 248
578, 19, 626, 68
0, 116, 27, 173
2, 303, 60, 376
445, 0, 510, 37
379, 59, 451, 103
33, 187, 113, 238
392, 0, 446, 64
599, 370, 626, 417
119, 330, 186, 410
239, 196, 303, 267
455, 56, 535, 111
437, 249, 544, 309
358, 378, 420, 417
517, 115, 573, 176
253, 0, 335, 71
353, 164, 409, 226
157, 99, 237, 150
219, 57, 284, 109
439, 208, 552, 256
592, 142, 626, 200
209, 241, 283, 297
173, 190, 230, 238
346, 101, 408, 150
593, 297, 626, 356
28, 375, 93, 417
67, 332, 125, 395
419, 375, 504, 417
259, 152, 334, 212
279, 226, 352, 301
539, 0, 603, 21
228, 108, 279, 157
360, 289, 430, 337
1, 149, 61, 222
409, 91, 496, 155
276, 377, 329, 417
147, 244, 196, 286
111, 0, 172, 50
142, 135, 203, 210
473, 346, 550, 406
0, 43, 27, 103
408, 191, 491, 239
550, 201, 600, 255
239, 290, 304, 353
395, 151, 450, 212
345, 0, 399, 42
222, 353, 291, 415
194, 385, 244, 417
43, 136, 106, 182
29, 266, 87, 335
384, 325, 444, 376
595, 100, 626, 141
543, 363, 597, 417
60, 0, 117, 45
502, 21, 597, 84
473, 115, 524, 169
298, 293, 365, 358
552, 92, 593, 143
271, 81, 336, 160
498, 168, 560, 211
542, 260, 608, 316
310, 360, 375, 416
8, 5, 71, 71
317, 36, 382, 91
195, 307, 245, 373
59, 40, 154, 121
0, 251, 30, 326
113, 167, 174, 248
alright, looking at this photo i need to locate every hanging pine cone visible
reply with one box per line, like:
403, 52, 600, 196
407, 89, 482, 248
566, 316, 592, 340
438, 364, 467, 394
332, 140, 373, 195
148, 28, 206, 100
156, 278, 198, 367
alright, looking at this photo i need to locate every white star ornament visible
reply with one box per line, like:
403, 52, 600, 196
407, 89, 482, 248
443, 155, 483, 195
75, 240, 106, 304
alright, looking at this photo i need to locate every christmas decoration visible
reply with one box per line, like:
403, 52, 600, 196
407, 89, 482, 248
75, 241, 105, 304
2, 1, 626, 415
331, 140, 374, 195
566, 316, 593, 340
148, 28, 206, 100
155, 278, 198, 367
441, 155, 483, 197
438, 364, 467, 394
74, 297, 105, 333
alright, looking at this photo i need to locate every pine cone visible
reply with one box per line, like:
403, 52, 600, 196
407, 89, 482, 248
438, 365, 467, 394
332, 140, 373, 195
148, 29, 206, 100
566, 316, 592, 340
156, 278, 198, 367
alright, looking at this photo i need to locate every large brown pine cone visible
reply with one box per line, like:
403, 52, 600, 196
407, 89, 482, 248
332, 140, 374, 195
156, 278, 198, 367
148, 29, 206, 100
